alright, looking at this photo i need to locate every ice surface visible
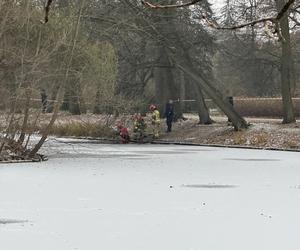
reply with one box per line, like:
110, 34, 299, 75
1, 139, 300, 250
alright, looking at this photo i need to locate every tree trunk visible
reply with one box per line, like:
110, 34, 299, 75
177, 64, 248, 130
182, 56, 215, 124
69, 83, 81, 115
152, 2, 183, 116
47, 83, 59, 113
195, 86, 213, 125
185, 76, 213, 124
29, 0, 86, 157
179, 71, 186, 113
153, 46, 179, 114
276, 0, 296, 123
18, 88, 31, 144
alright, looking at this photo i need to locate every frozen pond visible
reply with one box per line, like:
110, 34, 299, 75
1, 138, 300, 250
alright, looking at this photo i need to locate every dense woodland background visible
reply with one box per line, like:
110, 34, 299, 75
0, 0, 299, 158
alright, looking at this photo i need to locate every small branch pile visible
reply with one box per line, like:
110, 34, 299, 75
0, 139, 47, 163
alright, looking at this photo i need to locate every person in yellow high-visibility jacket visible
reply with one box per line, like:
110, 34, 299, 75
149, 104, 160, 138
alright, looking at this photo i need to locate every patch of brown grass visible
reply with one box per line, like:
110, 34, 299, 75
232, 132, 247, 145
49, 122, 115, 138
249, 133, 268, 146
234, 98, 300, 117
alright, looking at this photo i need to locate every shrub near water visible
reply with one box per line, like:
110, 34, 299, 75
50, 122, 115, 138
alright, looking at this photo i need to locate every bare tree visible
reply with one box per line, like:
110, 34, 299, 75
142, 0, 299, 124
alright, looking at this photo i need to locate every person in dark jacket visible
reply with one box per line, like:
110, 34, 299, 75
164, 99, 174, 132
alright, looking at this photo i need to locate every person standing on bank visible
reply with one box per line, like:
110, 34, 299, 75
149, 104, 160, 138
164, 99, 174, 132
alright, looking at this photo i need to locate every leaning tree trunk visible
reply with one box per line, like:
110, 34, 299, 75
276, 0, 296, 123
177, 64, 248, 130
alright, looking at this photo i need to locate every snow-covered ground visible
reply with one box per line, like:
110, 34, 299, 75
1, 139, 300, 250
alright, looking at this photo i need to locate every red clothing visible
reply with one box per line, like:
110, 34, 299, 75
119, 127, 130, 143
120, 127, 129, 136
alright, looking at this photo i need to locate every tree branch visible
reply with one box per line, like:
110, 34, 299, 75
142, 0, 296, 32
141, 0, 203, 9
44, 0, 54, 23
289, 15, 300, 27
276, 0, 296, 20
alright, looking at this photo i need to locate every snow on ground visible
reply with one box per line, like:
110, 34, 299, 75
1, 139, 300, 250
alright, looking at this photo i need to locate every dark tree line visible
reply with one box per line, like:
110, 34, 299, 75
44, 0, 300, 127
0, 0, 299, 158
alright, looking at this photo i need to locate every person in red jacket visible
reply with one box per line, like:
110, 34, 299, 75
117, 124, 130, 144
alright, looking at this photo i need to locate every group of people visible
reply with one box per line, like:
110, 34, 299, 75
117, 100, 175, 144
